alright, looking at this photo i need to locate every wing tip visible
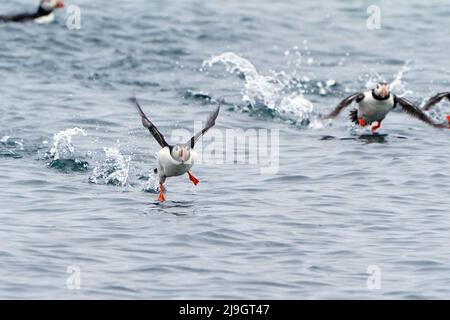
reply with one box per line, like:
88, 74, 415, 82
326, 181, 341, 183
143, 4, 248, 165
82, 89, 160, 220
129, 96, 140, 108
208, 103, 221, 126
422, 92, 450, 111
130, 96, 147, 117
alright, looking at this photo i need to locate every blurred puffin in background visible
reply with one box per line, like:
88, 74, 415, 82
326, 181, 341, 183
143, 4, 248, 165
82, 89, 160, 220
325, 82, 450, 132
0, 0, 64, 24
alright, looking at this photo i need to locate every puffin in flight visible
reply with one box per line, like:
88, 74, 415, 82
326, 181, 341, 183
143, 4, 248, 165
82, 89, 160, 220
325, 82, 449, 132
0, 0, 64, 23
422, 92, 450, 122
132, 97, 220, 202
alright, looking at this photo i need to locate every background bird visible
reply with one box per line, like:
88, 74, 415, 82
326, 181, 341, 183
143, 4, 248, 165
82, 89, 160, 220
0, 0, 64, 23
324, 82, 449, 132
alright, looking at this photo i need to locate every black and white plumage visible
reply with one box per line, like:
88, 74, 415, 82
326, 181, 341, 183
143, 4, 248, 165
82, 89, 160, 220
0, 0, 64, 24
132, 97, 220, 202
422, 92, 450, 111
325, 82, 449, 131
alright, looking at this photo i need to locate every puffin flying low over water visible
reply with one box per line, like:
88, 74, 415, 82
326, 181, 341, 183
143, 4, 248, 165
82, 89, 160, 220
132, 97, 220, 202
325, 82, 450, 132
0, 0, 64, 23
422, 92, 450, 122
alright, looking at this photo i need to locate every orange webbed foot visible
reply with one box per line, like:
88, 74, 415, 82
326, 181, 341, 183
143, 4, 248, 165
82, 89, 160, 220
157, 183, 166, 202
370, 121, 381, 133
187, 171, 199, 186
358, 118, 366, 127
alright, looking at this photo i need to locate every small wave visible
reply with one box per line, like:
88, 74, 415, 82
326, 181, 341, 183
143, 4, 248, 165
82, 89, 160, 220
0, 136, 25, 159
202, 52, 317, 126
183, 90, 213, 103
49, 159, 89, 172
1, 136, 24, 148
89, 147, 130, 186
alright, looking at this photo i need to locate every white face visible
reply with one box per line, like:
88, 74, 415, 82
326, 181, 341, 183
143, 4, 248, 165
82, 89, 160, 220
374, 82, 390, 98
40, 0, 65, 11
171, 145, 191, 162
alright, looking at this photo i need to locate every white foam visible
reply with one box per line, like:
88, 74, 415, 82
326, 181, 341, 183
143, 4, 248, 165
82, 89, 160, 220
143, 169, 159, 193
203, 52, 314, 124
89, 147, 130, 187
365, 62, 413, 97
390, 62, 413, 97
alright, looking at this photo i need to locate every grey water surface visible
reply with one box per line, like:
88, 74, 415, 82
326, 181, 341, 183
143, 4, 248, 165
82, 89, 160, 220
1, 0, 450, 299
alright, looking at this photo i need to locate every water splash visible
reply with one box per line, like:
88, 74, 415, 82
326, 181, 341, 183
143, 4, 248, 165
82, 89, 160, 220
203, 52, 282, 108
365, 62, 413, 97
142, 169, 160, 193
49, 128, 87, 161
1, 136, 24, 149
0, 136, 10, 144
89, 147, 130, 186
390, 63, 413, 97
202, 52, 314, 126
45, 128, 89, 172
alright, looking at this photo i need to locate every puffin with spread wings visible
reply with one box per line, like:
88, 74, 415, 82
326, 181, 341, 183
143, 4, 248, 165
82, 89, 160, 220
325, 82, 449, 132
132, 97, 220, 202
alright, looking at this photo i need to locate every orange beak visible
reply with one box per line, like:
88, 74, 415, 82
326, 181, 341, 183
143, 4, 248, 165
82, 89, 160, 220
56, 0, 65, 8
379, 85, 389, 98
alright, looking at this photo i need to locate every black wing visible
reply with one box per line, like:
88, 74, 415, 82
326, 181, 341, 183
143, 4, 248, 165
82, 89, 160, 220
396, 96, 449, 128
0, 13, 35, 22
187, 105, 220, 148
131, 97, 170, 148
325, 92, 365, 119
422, 92, 450, 111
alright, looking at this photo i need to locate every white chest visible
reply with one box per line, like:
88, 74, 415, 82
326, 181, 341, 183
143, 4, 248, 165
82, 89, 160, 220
358, 93, 395, 122
34, 13, 55, 24
157, 147, 196, 177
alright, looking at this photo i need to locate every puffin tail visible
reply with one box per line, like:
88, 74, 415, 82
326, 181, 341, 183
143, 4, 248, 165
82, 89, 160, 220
349, 109, 358, 124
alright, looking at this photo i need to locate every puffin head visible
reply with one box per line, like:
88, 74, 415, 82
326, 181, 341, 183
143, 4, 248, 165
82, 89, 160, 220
39, 0, 65, 13
171, 144, 191, 162
374, 82, 390, 99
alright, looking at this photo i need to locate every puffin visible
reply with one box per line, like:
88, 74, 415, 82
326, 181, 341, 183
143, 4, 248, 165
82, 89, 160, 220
422, 92, 450, 122
132, 97, 220, 202
325, 82, 449, 132
0, 0, 64, 23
